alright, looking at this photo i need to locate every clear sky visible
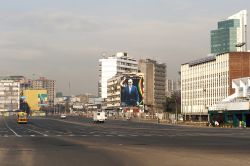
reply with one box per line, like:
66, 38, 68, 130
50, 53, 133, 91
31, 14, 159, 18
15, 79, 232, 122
0, 0, 249, 95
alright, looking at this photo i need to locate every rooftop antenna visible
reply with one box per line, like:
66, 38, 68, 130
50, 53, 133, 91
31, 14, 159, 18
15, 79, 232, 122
69, 81, 71, 96
101, 52, 107, 58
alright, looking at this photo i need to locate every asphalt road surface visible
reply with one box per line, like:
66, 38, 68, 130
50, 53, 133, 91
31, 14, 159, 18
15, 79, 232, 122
1, 116, 250, 166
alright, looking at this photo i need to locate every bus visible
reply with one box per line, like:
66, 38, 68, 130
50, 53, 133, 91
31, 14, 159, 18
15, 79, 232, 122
17, 112, 28, 124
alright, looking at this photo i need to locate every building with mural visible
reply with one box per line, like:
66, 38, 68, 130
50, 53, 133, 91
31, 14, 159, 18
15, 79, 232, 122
107, 73, 144, 112
22, 89, 48, 111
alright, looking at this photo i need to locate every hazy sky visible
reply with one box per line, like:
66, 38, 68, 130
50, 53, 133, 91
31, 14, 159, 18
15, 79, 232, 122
0, 0, 249, 95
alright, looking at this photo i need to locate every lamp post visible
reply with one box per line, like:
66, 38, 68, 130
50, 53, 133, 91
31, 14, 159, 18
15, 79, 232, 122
201, 88, 206, 122
235, 42, 246, 52
175, 97, 178, 124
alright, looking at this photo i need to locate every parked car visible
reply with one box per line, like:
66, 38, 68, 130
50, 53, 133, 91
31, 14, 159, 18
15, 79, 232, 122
93, 111, 106, 123
60, 114, 67, 119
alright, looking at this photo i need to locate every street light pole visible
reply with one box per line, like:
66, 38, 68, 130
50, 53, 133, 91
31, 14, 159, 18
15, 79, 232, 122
175, 98, 178, 124
201, 88, 206, 122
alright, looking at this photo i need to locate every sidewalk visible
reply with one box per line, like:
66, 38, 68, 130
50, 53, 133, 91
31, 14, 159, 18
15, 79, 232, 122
112, 116, 209, 128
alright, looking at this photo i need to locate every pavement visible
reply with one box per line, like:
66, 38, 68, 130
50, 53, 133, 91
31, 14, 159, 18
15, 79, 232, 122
0, 116, 250, 166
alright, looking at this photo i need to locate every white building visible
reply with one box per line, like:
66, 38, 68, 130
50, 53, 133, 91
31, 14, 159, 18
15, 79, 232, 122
209, 77, 250, 111
181, 52, 250, 120
228, 10, 247, 51
98, 52, 138, 98
0, 79, 20, 112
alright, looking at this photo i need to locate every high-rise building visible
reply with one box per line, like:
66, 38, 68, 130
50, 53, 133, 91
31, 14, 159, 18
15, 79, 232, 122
138, 59, 166, 113
181, 52, 250, 120
0, 78, 20, 112
98, 52, 138, 98
211, 10, 247, 54
166, 79, 180, 97
31, 77, 55, 106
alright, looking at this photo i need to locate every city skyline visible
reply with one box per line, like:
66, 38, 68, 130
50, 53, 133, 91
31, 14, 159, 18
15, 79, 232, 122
0, 0, 249, 95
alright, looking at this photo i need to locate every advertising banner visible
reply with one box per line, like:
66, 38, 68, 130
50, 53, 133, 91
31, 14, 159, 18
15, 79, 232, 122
38, 94, 48, 106
120, 76, 143, 107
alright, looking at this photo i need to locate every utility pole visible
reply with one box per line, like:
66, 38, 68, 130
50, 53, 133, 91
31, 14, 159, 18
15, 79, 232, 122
175, 97, 178, 124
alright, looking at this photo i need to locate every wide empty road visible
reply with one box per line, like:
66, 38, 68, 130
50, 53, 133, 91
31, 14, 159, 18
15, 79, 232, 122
1, 116, 250, 166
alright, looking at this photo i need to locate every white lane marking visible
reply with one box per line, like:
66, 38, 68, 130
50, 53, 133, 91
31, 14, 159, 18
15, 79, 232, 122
118, 134, 125, 137
105, 135, 113, 137
30, 135, 35, 137
4, 119, 21, 137
81, 135, 87, 136
130, 135, 138, 137
69, 134, 75, 137
27, 129, 48, 137
56, 135, 62, 137
4, 135, 8, 137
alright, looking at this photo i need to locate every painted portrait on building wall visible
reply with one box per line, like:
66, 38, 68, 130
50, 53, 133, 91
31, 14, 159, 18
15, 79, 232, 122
120, 76, 143, 107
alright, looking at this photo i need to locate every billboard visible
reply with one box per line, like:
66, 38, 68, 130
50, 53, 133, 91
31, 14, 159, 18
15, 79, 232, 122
38, 93, 48, 106
120, 76, 143, 107
22, 90, 48, 111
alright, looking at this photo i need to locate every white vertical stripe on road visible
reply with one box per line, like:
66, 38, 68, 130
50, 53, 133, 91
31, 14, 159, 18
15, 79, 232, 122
4, 119, 21, 137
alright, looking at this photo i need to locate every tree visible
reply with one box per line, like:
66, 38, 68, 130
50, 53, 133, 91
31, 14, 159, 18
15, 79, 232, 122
164, 91, 181, 113
20, 99, 31, 115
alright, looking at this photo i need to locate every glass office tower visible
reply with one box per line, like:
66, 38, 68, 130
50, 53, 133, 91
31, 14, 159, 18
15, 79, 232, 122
211, 10, 247, 55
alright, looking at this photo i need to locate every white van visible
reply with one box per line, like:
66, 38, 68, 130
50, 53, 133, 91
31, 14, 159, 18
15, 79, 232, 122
93, 111, 106, 123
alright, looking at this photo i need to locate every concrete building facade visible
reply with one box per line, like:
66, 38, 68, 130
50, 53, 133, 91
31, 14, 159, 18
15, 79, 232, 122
166, 79, 181, 97
31, 77, 55, 106
139, 59, 166, 113
98, 52, 138, 98
209, 77, 250, 127
0, 79, 20, 112
181, 52, 250, 120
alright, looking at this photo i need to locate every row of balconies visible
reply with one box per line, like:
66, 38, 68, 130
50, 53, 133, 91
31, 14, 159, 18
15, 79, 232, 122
107, 86, 121, 90
107, 103, 120, 107
107, 91, 120, 95
155, 78, 166, 83
154, 72, 166, 77
154, 82, 165, 86
154, 86, 165, 91
106, 97, 120, 102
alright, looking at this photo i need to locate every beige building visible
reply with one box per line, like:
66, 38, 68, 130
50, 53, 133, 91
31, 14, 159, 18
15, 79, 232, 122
107, 75, 121, 109
181, 52, 250, 120
138, 59, 166, 113
32, 77, 55, 106
107, 73, 144, 110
